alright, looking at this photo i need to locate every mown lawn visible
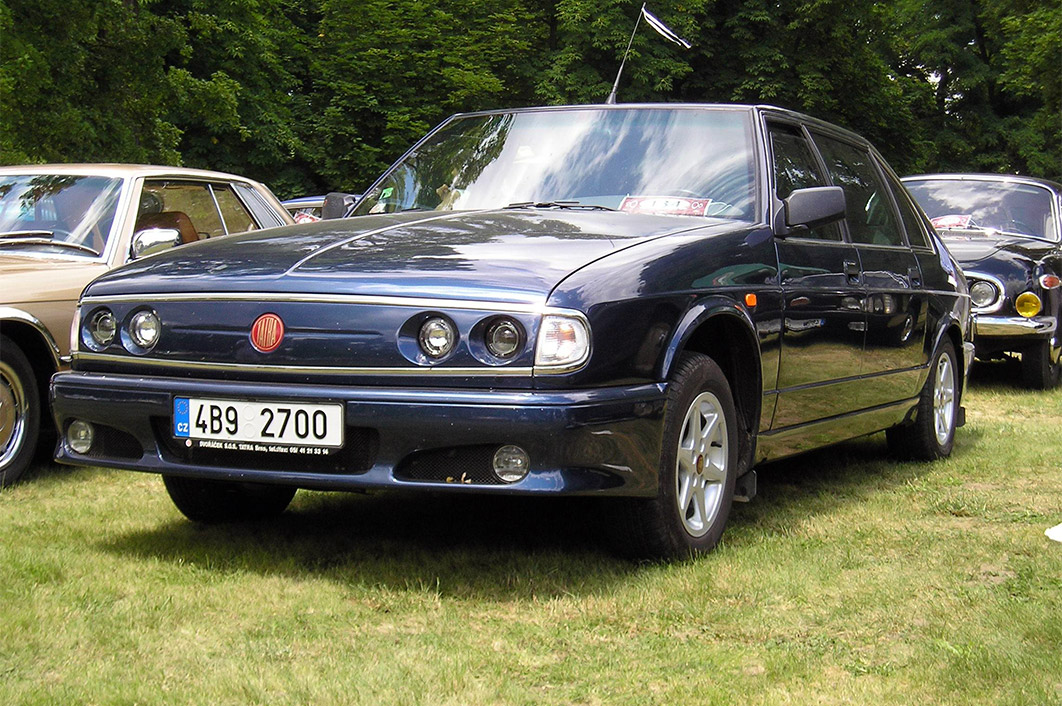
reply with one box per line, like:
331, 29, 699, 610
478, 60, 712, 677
2, 360, 1059, 705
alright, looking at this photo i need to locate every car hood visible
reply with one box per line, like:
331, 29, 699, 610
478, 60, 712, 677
0, 253, 108, 306
84, 210, 726, 304
941, 233, 1056, 267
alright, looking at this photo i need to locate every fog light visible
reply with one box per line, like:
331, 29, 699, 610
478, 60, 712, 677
89, 309, 117, 347
419, 317, 456, 358
67, 420, 94, 454
129, 310, 161, 349
1015, 292, 1042, 318
969, 280, 998, 309
492, 445, 529, 483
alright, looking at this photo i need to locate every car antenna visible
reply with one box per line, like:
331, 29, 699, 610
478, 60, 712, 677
605, 3, 692, 105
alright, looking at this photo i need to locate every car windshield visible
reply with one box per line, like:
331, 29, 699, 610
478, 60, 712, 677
353, 107, 757, 220
905, 179, 1058, 241
0, 174, 124, 256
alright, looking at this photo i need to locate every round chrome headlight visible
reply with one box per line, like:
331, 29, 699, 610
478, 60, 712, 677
419, 317, 456, 358
88, 309, 117, 347
129, 310, 161, 349
969, 280, 998, 309
485, 319, 522, 359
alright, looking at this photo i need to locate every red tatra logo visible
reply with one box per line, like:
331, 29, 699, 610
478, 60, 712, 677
250, 313, 284, 353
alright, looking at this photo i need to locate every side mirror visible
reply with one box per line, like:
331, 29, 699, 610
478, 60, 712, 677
784, 186, 846, 231
322, 192, 358, 220
130, 227, 181, 259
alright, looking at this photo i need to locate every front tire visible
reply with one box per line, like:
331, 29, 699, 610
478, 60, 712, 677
618, 352, 738, 560
162, 475, 296, 523
1021, 336, 1061, 390
0, 336, 41, 487
887, 338, 959, 460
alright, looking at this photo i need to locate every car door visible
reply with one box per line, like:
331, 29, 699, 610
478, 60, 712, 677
768, 122, 868, 430
811, 133, 927, 405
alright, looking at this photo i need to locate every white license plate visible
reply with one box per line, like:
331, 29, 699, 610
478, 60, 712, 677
173, 397, 344, 450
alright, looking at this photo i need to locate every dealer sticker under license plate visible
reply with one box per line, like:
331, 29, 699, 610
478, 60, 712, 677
173, 397, 343, 453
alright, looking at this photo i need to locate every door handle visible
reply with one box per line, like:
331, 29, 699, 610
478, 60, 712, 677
908, 266, 922, 287
843, 260, 860, 283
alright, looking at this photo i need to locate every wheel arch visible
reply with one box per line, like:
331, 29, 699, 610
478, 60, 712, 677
661, 299, 762, 473
0, 309, 63, 429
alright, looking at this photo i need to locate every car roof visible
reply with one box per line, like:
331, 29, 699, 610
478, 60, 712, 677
903, 173, 1062, 192
0, 163, 264, 184
445, 102, 870, 146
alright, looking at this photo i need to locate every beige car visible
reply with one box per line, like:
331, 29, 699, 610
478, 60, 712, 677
0, 164, 293, 484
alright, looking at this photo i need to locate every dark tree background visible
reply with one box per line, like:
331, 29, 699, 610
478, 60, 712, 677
1, 0, 1058, 198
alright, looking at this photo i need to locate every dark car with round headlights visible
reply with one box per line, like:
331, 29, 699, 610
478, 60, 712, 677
51, 105, 973, 559
904, 174, 1062, 388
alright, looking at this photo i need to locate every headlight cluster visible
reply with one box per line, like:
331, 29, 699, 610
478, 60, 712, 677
406, 311, 590, 370
82, 307, 161, 354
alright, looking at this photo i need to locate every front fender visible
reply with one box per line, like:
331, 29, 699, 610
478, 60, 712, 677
659, 295, 761, 380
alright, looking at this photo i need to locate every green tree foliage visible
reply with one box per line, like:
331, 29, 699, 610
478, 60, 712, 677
0, 0, 1057, 193
889, 0, 1061, 180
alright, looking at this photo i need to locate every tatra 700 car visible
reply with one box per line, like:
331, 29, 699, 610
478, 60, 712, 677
904, 174, 1062, 389
51, 105, 973, 559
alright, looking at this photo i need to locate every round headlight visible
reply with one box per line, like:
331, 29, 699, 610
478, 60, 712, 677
535, 314, 590, 369
89, 309, 117, 347
485, 319, 522, 359
1015, 292, 1042, 318
129, 310, 161, 349
419, 317, 456, 358
969, 280, 998, 309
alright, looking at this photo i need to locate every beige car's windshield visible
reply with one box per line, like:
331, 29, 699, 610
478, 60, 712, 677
0, 175, 123, 256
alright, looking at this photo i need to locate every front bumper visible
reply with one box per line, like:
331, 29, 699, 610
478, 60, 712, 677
974, 314, 1056, 339
51, 372, 667, 496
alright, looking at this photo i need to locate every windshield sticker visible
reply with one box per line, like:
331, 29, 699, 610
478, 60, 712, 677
931, 214, 974, 229
620, 196, 712, 217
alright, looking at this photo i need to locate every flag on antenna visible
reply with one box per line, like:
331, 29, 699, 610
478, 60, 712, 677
641, 6, 692, 49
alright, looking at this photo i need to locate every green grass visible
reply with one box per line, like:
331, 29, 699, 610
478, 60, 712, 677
2, 360, 1060, 705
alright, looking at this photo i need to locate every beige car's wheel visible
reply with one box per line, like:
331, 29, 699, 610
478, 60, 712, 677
0, 336, 40, 486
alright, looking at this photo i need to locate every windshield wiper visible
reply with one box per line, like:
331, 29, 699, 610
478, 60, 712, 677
0, 229, 56, 239
0, 232, 99, 256
503, 201, 617, 211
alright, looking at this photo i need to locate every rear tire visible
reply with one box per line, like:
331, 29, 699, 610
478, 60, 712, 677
163, 475, 296, 523
887, 338, 958, 460
0, 336, 41, 487
1021, 337, 1061, 390
616, 352, 738, 560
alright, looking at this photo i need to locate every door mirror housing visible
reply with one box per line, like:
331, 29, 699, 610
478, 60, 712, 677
130, 227, 181, 260
784, 186, 846, 231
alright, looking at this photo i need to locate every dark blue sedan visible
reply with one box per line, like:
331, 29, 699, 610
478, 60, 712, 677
52, 105, 974, 559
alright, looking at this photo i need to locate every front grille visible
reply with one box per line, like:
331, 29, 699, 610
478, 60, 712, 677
395, 446, 503, 485
152, 418, 378, 474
